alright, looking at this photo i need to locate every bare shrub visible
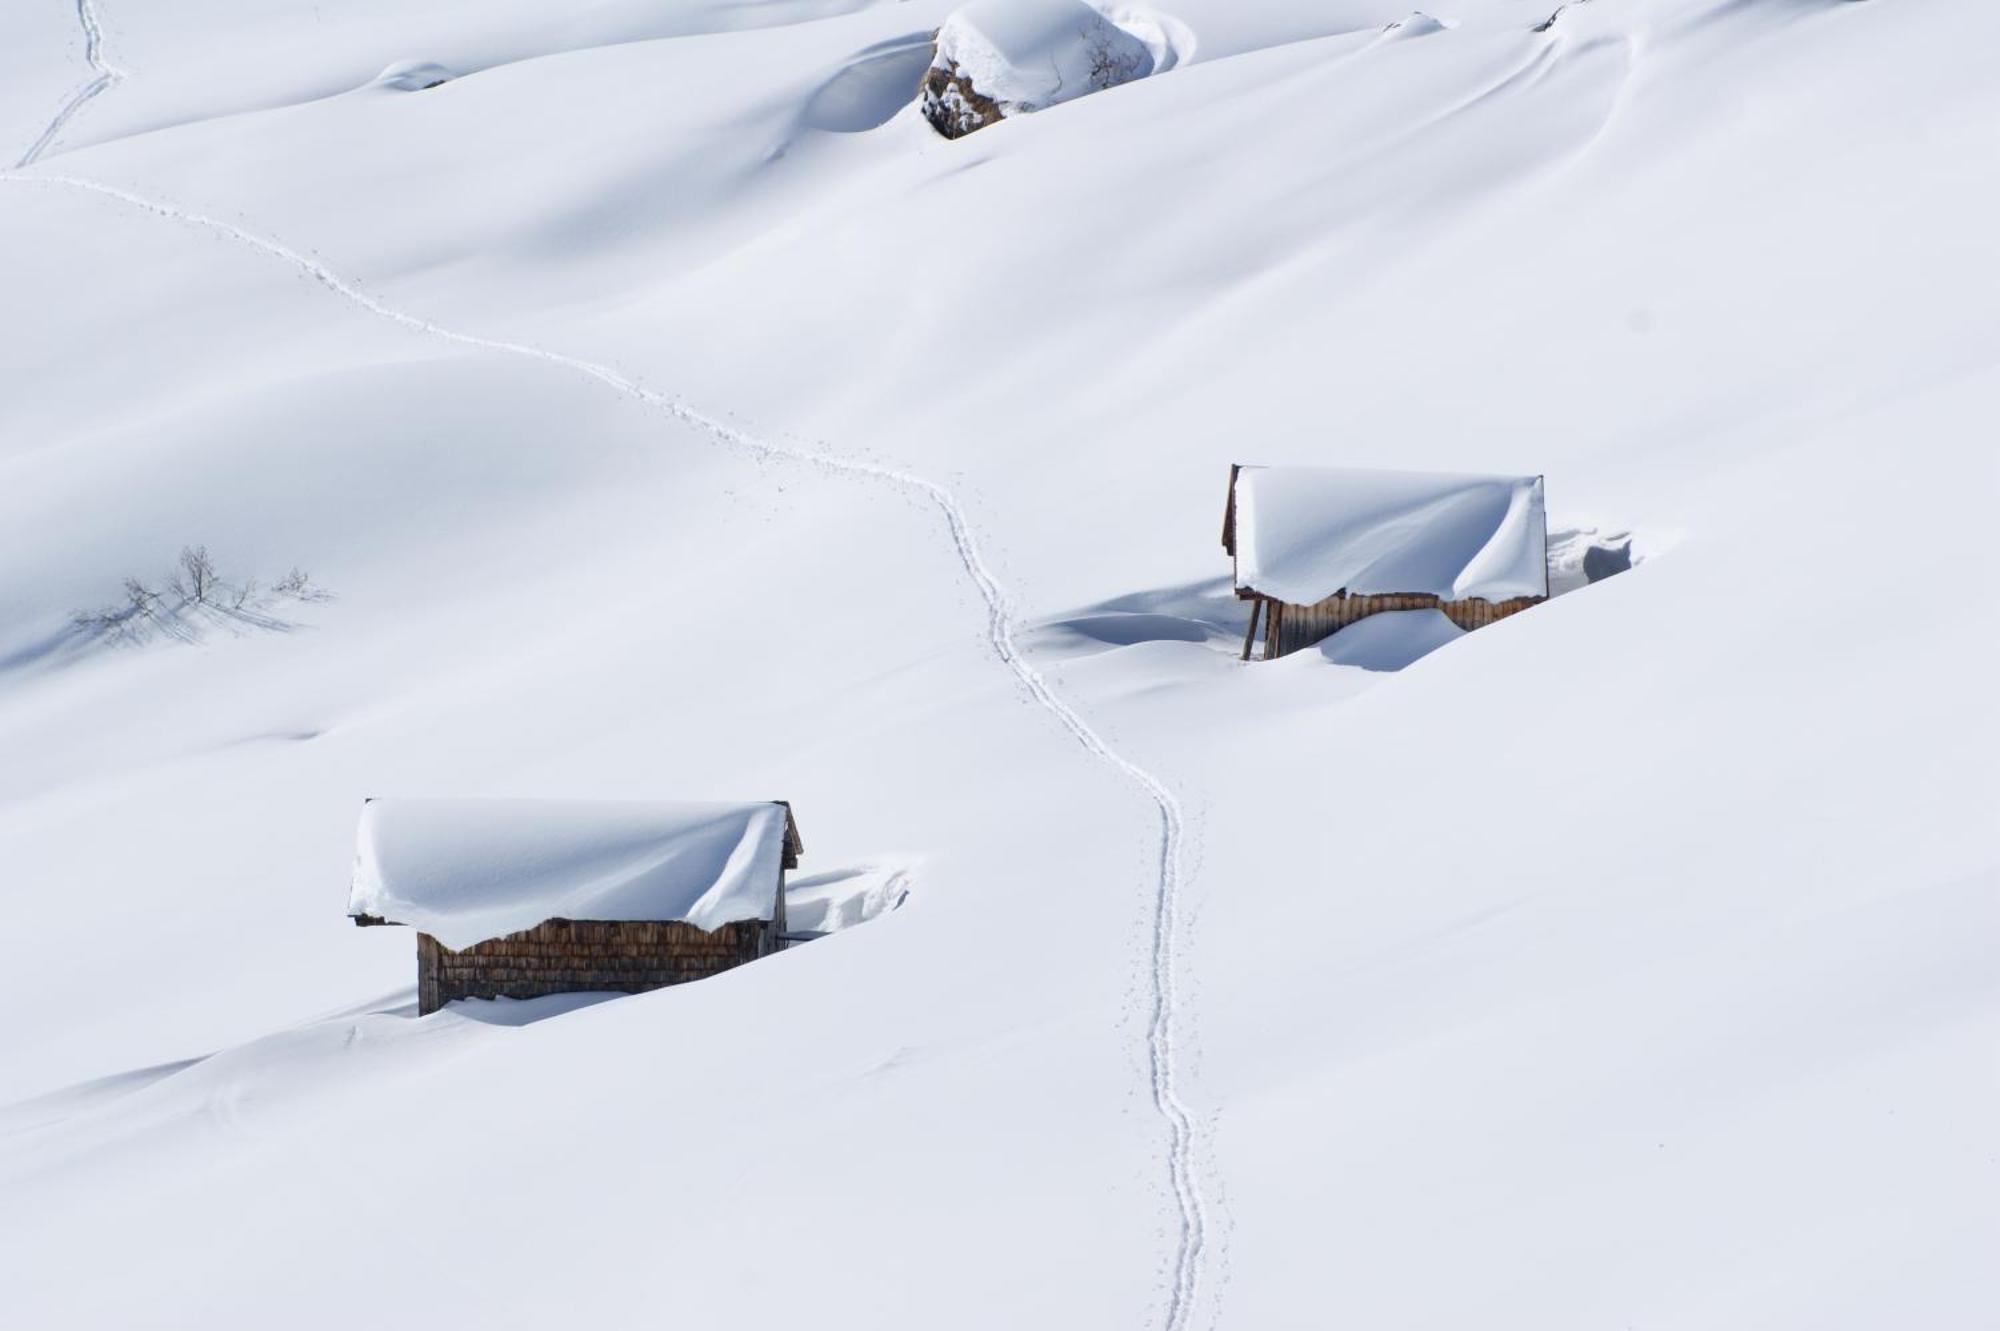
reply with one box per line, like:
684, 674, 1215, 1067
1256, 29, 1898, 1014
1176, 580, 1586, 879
272, 567, 332, 602
70, 548, 335, 647
1084, 28, 1147, 91
170, 544, 222, 606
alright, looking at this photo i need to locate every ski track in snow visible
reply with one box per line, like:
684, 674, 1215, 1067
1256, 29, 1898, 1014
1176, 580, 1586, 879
15, 0, 123, 169
0, 170, 1211, 1330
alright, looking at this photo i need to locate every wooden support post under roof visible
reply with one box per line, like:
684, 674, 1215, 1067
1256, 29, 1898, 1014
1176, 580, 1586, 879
1240, 597, 1263, 661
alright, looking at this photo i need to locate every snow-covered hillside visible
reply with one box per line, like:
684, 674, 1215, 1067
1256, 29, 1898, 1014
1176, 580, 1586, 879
1, 0, 1994, 1327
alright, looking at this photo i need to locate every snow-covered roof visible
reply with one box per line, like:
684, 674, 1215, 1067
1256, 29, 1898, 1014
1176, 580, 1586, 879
1224, 465, 1548, 606
348, 798, 801, 950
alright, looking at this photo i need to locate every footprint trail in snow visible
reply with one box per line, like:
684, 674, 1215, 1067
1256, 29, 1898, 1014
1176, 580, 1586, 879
15, 0, 124, 169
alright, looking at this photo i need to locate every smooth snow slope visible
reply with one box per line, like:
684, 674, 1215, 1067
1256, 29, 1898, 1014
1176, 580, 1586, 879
2, 0, 1996, 1328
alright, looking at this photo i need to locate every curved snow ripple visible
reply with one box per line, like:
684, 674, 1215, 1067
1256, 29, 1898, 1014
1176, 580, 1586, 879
15, 0, 125, 169
1, 170, 1210, 1330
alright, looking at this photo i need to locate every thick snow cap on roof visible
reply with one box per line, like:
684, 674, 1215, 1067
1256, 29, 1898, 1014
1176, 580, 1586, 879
349, 799, 796, 950
1228, 465, 1547, 606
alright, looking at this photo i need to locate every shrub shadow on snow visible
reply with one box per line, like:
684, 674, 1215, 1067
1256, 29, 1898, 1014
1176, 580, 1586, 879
0, 625, 95, 681
65, 548, 333, 654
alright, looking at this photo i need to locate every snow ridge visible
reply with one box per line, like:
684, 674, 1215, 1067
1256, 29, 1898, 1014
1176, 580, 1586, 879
15, 0, 124, 169
1, 170, 1210, 1330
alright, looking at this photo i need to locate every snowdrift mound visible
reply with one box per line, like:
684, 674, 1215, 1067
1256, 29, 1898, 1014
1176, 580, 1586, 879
1050, 611, 1215, 648
1104, 6, 1196, 72
1384, 11, 1452, 41
804, 34, 936, 133
921, 0, 1157, 139
1547, 525, 1644, 595
371, 60, 456, 92
1315, 608, 1462, 672
784, 863, 914, 935
1028, 578, 1240, 659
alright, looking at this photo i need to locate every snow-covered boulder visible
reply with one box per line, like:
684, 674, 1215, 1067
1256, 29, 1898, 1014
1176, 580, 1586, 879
371, 59, 456, 92
921, 0, 1155, 139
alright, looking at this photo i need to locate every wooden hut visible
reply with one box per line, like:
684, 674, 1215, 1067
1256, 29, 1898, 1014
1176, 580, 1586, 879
1222, 464, 1549, 660
348, 797, 803, 1015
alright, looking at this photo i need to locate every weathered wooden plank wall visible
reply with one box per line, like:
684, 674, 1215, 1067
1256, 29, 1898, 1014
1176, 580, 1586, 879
1260, 591, 1544, 659
417, 932, 443, 1015
415, 918, 768, 1014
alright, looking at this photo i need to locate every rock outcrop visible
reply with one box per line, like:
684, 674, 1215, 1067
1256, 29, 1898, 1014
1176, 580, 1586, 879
920, 0, 1155, 139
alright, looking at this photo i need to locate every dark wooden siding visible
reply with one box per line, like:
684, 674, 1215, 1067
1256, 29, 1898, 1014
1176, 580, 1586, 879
1261, 590, 1543, 659
417, 917, 772, 1015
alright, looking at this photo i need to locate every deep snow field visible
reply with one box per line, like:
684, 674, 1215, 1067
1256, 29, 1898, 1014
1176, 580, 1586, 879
1, 1, 1995, 1326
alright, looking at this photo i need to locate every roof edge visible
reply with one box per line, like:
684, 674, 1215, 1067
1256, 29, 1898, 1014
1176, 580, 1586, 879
773, 799, 803, 869
1221, 462, 1242, 556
